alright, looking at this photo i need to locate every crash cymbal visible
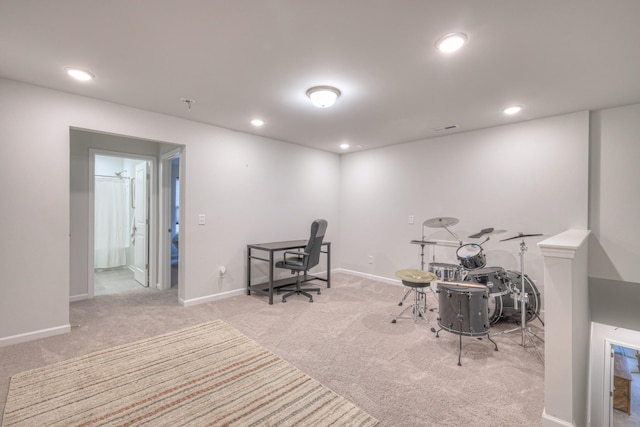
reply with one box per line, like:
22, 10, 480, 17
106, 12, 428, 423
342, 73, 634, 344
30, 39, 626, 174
500, 232, 543, 242
395, 269, 438, 283
423, 217, 459, 228
410, 239, 437, 245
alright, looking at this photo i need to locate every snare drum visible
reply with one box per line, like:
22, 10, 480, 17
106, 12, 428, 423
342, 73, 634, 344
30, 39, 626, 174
428, 262, 463, 282
436, 283, 490, 337
456, 243, 486, 270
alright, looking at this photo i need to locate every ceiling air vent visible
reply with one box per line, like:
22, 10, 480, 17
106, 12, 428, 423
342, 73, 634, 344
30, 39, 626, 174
431, 125, 458, 132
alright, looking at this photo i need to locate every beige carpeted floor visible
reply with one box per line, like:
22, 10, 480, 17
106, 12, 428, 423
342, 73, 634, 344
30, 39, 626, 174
0, 273, 545, 426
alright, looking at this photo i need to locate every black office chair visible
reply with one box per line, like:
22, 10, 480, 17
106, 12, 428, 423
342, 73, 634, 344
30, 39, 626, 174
276, 219, 328, 303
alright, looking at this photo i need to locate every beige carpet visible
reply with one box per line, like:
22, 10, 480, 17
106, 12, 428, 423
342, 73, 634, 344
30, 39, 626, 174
0, 273, 545, 426
2, 321, 378, 427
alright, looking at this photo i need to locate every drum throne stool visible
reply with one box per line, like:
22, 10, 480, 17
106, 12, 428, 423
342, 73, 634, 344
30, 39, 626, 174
391, 269, 438, 330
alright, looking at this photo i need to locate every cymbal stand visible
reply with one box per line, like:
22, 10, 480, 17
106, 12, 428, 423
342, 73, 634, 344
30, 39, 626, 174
491, 239, 544, 362
442, 224, 463, 247
400, 226, 429, 307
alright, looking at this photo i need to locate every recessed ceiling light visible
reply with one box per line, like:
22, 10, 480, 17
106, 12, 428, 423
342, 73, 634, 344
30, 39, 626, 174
340, 143, 350, 150
306, 86, 341, 108
65, 67, 95, 81
251, 119, 265, 127
436, 33, 468, 53
503, 105, 524, 115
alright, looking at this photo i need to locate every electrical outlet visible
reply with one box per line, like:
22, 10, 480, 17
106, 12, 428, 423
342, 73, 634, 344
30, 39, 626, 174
368, 255, 374, 264
409, 215, 415, 225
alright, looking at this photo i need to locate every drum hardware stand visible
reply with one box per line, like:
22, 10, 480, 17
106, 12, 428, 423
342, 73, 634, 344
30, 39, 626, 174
391, 285, 433, 330
491, 238, 544, 362
392, 270, 438, 332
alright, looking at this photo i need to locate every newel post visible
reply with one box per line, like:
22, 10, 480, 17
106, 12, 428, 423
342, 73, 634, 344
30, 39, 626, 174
538, 229, 591, 427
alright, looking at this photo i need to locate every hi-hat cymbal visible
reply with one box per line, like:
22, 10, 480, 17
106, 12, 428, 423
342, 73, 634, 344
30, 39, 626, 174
410, 239, 437, 245
423, 217, 459, 228
500, 232, 543, 242
395, 269, 438, 283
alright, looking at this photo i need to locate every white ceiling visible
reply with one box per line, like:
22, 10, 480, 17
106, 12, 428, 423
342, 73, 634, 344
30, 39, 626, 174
2, 1, 640, 153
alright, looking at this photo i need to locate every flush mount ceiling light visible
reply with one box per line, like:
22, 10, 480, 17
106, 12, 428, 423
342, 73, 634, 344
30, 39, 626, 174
436, 33, 468, 53
251, 119, 265, 127
339, 143, 350, 150
306, 86, 341, 108
503, 105, 524, 115
65, 67, 95, 81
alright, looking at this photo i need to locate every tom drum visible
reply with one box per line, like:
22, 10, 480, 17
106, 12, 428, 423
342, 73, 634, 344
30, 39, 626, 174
456, 243, 486, 270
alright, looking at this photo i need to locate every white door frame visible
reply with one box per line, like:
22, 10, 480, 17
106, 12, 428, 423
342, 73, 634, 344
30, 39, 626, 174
159, 148, 183, 290
603, 338, 640, 426
88, 149, 158, 296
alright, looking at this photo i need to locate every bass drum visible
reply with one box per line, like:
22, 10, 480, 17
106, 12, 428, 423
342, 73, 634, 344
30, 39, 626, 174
464, 266, 510, 296
491, 271, 541, 324
463, 267, 508, 324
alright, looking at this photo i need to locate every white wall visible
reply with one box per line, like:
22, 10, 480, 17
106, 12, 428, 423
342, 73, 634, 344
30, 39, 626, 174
587, 103, 640, 425
0, 78, 340, 345
589, 104, 640, 284
339, 112, 590, 300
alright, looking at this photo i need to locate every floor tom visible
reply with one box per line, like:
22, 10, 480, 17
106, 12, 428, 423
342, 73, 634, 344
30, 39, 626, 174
436, 284, 490, 337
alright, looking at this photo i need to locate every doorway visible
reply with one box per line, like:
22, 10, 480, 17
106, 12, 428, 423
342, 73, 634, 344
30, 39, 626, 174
69, 128, 183, 301
93, 153, 152, 295
610, 343, 640, 426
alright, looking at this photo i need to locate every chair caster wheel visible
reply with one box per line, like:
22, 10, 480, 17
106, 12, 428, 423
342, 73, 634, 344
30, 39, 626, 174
309, 298, 314, 303
282, 298, 287, 303
398, 302, 403, 306
391, 319, 396, 324
430, 327, 436, 333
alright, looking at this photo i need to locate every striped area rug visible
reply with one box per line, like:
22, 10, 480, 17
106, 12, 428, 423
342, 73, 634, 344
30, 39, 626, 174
2, 321, 378, 427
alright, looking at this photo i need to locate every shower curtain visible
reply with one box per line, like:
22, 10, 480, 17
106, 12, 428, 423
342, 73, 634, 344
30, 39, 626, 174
94, 176, 130, 269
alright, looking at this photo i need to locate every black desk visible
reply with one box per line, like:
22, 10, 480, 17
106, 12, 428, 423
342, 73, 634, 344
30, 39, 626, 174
246, 240, 331, 304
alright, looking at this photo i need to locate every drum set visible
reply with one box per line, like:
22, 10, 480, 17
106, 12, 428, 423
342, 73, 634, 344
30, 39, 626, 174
404, 216, 545, 364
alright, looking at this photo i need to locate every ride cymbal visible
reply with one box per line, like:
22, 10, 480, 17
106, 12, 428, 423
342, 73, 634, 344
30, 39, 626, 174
500, 232, 543, 242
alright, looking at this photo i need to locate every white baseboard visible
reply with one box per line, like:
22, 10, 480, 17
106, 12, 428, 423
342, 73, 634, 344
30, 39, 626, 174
69, 293, 91, 302
0, 324, 71, 348
179, 288, 246, 307
332, 268, 403, 287
542, 409, 575, 427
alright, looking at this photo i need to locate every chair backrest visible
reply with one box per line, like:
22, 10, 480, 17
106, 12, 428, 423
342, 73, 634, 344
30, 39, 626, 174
303, 219, 328, 271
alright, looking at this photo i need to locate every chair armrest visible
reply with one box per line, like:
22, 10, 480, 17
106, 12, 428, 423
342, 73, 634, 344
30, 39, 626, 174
283, 250, 310, 261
